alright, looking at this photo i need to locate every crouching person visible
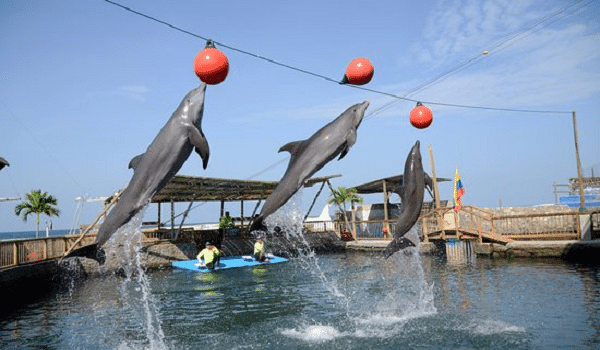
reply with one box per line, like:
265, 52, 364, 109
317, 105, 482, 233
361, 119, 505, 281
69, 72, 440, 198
197, 241, 221, 269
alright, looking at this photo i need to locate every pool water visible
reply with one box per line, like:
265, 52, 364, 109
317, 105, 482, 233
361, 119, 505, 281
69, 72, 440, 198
1, 250, 599, 350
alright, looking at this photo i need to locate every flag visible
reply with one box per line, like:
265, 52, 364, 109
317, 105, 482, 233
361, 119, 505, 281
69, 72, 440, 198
453, 168, 465, 212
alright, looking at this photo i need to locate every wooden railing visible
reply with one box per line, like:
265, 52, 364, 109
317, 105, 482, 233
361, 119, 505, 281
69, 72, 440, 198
0, 234, 96, 269
337, 205, 599, 242
492, 211, 580, 240
3, 207, 596, 269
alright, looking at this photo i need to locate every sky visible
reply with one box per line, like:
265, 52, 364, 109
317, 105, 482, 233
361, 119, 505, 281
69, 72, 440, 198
1, 0, 599, 233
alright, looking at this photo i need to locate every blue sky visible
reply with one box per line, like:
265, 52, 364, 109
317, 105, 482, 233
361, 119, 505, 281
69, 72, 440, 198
1, 0, 599, 233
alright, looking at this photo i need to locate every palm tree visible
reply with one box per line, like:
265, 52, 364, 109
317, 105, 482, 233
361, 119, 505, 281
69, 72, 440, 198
15, 189, 60, 238
329, 187, 363, 234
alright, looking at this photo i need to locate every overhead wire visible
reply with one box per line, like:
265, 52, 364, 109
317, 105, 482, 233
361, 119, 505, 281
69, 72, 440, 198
366, 0, 596, 120
103, 0, 573, 115
103, 0, 586, 222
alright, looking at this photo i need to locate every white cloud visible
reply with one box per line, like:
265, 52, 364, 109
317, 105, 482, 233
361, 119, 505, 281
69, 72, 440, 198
401, 0, 600, 110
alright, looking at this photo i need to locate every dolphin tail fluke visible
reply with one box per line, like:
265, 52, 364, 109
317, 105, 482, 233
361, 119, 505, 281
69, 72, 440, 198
63, 243, 106, 265
382, 237, 416, 259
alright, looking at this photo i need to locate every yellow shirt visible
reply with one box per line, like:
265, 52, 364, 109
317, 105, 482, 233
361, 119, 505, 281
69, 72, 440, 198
254, 241, 265, 255
197, 247, 219, 263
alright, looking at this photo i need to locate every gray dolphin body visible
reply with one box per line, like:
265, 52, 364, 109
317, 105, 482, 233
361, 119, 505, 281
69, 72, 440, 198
67, 84, 209, 262
250, 101, 370, 232
382, 141, 424, 259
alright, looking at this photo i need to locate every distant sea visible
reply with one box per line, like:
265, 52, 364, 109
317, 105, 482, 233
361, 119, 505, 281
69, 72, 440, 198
0, 229, 72, 241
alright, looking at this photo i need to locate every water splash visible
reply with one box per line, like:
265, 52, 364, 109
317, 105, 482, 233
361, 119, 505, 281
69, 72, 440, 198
264, 190, 347, 302
278, 220, 437, 343
100, 207, 168, 350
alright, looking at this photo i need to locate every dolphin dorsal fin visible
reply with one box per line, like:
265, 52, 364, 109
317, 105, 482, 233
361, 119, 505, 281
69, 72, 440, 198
128, 153, 144, 171
278, 141, 303, 155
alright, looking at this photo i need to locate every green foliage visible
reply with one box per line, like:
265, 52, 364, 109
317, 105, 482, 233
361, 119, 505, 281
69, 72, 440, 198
328, 187, 363, 208
329, 187, 363, 232
219, 215, 234, 230
15, 189, 60, 237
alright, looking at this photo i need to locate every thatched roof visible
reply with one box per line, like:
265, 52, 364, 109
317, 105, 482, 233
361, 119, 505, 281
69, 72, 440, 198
351, 174, 451, 194
151, 174, 341, 203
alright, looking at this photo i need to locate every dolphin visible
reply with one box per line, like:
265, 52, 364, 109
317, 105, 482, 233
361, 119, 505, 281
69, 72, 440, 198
0, 157, 9, 171
66, 84, 210, 263
249, 101, 370, 232
382, 140, 425, 259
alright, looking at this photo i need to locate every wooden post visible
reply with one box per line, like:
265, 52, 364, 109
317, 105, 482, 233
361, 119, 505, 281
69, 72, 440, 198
13, 242, 17, 266
351, 205, 357, 240
429, 144, 442, 243
220, 200, 225, 218
157, 203, 161, 229
382, 179, 389, 238
572, 111, 586, 211
428, 145, 441, 210
170, 199, 175, 232
240, 199, 244, 231
454, 210, 459, 241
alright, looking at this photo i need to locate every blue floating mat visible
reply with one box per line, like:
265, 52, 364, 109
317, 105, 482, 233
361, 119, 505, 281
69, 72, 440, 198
172, 255, 289, 273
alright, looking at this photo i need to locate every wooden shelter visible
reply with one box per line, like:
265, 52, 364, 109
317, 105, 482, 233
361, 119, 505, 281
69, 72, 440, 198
150, 174, 341, 229
349, 174, 451, 235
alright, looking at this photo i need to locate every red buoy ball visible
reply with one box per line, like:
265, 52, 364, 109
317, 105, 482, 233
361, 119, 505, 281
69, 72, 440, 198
194, 42, 229, 85
342, 57, 374, 85
410, 102, 433, 129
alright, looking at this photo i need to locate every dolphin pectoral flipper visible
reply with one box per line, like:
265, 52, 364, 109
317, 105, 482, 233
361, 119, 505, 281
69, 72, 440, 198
189, 128, 210, 169
128, 154, 144, 171
338, 130, 357, 160
338, 142, 350, 160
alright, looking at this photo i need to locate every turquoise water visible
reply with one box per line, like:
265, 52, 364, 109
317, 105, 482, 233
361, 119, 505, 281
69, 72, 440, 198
0, 229, 71, 241
1, 252, 599, 349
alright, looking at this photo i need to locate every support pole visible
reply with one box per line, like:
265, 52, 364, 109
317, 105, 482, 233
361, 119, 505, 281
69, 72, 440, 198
429, 144, 441, 243
382, 179, 389, 238
176, 201, 194, 240
304, 181, 326, 221
572, 111, 586, 211
157, 203, 161, 229
428, 145, 441, 210
170, 200, 175, 232
240, 199, 244, 231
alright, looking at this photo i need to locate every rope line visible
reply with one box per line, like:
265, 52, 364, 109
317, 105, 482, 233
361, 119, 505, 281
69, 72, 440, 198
103, 0, 573, 115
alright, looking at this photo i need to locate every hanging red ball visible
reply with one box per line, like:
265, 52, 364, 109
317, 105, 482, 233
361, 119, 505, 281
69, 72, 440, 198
341, 57, 374, 85
410, 102, 433, 129
194, 41, 229, 85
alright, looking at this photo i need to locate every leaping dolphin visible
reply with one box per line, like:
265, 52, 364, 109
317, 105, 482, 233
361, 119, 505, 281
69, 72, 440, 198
249, 101, 370, 232
66, 84, 210, 262
382, 141, 425, 259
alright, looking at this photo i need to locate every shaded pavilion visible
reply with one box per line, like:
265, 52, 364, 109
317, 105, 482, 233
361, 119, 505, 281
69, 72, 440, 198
349, 174, 451, 224
150, 174, 341, 231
